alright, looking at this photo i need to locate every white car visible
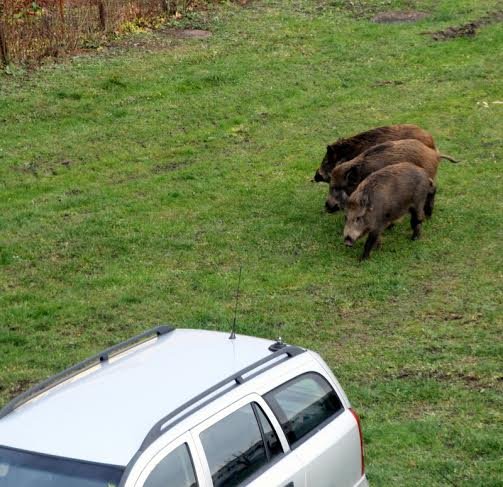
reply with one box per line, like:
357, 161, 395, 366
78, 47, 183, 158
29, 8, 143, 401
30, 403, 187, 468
0, 326, 368, 487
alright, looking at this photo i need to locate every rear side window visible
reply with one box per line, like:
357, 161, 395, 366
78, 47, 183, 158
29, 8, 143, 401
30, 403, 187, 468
144, 443, 197, 487
200, 403, 282, 487
264, 373, 343, 447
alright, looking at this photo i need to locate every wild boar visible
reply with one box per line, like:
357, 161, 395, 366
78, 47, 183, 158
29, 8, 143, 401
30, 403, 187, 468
314, 124, 436, 183
325, 139, 457, 212
343, 163, 436, 260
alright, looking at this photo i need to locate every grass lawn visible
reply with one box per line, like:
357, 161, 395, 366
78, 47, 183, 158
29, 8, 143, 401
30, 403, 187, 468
1, 0, 502, 484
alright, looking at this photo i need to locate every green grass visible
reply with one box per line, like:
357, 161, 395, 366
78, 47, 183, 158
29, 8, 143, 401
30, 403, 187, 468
1, 0, 502, 484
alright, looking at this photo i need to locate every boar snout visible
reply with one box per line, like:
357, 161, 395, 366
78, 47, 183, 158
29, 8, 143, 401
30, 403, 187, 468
344, 225, 362, 246
344, 236, 355, 247
314, 170, 325, 182
325, 199, 340, 213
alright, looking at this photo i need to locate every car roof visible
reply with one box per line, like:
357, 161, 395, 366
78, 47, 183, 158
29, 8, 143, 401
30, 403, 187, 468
0, 329, 279, 466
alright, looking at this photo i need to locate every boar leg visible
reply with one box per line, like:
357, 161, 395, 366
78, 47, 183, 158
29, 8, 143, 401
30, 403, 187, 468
424, 186, 436, 217
410, 209, 422, 240
361, 231, 380, 260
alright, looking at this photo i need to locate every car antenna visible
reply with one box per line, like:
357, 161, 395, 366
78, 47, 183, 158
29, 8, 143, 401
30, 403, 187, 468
229, 265, 242, 340
275, 322, 284, 344
268, 322, 287, 351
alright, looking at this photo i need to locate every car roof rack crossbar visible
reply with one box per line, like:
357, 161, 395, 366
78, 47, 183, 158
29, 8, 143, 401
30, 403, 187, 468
139, 344, 305, 451
0, 325, 174, 421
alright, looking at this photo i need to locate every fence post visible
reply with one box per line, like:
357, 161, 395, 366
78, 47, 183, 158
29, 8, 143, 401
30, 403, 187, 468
0, 25, 10, 66
0, 0, 9, 66
98, 0, 106, 31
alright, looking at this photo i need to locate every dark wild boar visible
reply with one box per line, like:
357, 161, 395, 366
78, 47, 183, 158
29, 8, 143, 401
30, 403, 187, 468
314, 124, 436, 183
325, 139, 457, 212
343, 163, 436, 260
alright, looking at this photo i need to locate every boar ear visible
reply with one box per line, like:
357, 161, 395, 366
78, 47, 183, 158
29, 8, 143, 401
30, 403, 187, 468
345, 166, 360, 186
326, 145, 334, 155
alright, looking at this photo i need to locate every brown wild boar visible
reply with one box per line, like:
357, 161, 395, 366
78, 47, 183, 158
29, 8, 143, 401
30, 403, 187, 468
325, 139, 457, 212
343, 163, 436, 260
314, 124, 436, 183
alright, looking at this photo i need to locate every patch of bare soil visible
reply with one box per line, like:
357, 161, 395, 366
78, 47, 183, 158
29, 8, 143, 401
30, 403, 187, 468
372, 80, 405, 87
428, 9, 503, 40
431, 22, 479, 40
392, 368, 501, 391
105, 34, 172, 53
151, 161, 193, 173
89, 27, 211, 61
159, 28, 212, 38
372, 11, 428, 24
105, 28, 211, 55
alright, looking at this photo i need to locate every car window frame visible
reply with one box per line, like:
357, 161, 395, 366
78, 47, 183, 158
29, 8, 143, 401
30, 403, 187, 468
232, 403, 299, 486
134, 432, 203, 487
0, 444, 125, 486
191, 394, 290, 487
263, 371, 346, 451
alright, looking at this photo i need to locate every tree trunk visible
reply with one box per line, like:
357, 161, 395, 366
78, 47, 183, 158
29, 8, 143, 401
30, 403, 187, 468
58, 0, 65, 23
98, 0, 106, 31
0, 22, 9, 66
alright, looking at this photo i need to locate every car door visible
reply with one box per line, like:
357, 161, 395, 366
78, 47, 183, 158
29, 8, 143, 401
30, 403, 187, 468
264, 372, 362, 487
191, 394, 306, 487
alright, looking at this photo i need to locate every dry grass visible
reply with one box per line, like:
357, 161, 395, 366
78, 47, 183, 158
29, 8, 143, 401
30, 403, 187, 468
0, 0, 213, 65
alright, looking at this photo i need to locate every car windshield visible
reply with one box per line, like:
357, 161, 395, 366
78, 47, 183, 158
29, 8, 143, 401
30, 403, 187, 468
0, 446, 124, 487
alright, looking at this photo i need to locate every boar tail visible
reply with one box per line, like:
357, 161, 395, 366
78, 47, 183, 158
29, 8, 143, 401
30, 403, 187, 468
439, 153, 459, 163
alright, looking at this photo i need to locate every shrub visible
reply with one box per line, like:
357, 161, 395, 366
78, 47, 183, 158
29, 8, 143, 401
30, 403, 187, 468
0, 0, 214, 65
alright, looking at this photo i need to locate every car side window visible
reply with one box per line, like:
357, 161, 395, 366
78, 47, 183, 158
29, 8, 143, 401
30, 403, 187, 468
143, 443, 198, 487
200, 402, 282, 487
264, 372, 343, 447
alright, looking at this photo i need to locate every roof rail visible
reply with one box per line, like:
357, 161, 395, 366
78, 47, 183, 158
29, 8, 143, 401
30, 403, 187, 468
0, 325, 174, 421
139, 344, 305, 451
